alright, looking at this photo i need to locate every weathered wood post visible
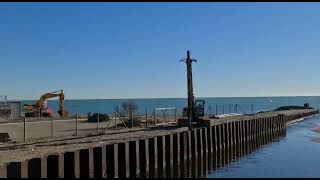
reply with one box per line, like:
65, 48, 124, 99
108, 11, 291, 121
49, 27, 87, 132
39, 107, 41, 121
212, 126, 218, 168
174, 108, 177, 123
198, 128, 203, 158
76, 114, 78, 136
146, 109, 148, 127
131, 110, 134, 128
153, 110, 156, 126
251, 104, 253, 114
24, 117, 26, 142
0, 164, 7, 178
97, 113, 100, 133
215, 104, 218, 115
102, 146, 107, 178
230, 121, 235, 157
51, 116, 54, 138
114, 144, 119, 178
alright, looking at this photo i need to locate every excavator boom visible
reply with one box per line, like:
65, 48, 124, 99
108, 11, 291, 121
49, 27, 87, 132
24, 90, 68, 118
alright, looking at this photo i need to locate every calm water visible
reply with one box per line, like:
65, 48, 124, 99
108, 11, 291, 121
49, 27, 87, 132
208, 115, 320, 178
21, 96, 320, 115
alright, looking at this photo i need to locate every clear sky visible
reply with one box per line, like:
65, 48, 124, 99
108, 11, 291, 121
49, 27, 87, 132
1, 2, 320, 100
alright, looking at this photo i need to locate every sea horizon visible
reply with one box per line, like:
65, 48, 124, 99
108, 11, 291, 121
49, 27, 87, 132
9, 95, 320, 102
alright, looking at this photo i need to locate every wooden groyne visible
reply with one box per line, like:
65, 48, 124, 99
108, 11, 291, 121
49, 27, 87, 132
0, 109, 318, 178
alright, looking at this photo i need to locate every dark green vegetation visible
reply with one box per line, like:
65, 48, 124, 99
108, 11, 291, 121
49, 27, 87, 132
87, 113, 110, 122
274, 103, 312, 111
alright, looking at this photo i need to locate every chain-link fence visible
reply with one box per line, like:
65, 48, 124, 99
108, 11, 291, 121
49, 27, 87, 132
204, 103, 280, 118
0, 106, 184, 143
0, 96, 9, 123
146, 107, 182, 126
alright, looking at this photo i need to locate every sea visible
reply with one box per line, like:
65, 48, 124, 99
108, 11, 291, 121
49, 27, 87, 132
21, 96, 320, 115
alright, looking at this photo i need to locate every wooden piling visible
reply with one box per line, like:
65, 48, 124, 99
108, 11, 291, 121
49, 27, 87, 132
0, 164, 6, 178
114, 144, 119, 178
40, 157, 47, 178
74, 151, 80, 178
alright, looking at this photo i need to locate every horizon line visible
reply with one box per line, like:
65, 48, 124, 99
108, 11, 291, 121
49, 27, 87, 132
12, 95, 318, 101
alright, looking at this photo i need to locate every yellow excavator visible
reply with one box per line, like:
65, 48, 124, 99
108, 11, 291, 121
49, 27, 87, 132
24, 90, 68, 118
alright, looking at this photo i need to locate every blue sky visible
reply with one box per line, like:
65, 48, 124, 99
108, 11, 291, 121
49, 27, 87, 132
1, 2, 320, 100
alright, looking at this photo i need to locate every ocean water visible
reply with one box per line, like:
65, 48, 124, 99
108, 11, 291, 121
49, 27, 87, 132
21, 96, 320, 115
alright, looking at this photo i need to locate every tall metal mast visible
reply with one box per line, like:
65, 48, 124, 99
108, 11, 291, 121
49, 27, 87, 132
180, 50, 197, 129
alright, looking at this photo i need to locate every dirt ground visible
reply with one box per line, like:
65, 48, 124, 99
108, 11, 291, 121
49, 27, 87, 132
0, 118, 127, 142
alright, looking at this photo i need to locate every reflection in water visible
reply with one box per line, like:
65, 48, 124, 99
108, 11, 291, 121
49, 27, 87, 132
209, 116, 320, 178
142, 128, 286, 178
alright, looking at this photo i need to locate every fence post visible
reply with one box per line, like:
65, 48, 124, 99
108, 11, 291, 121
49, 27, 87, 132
51, 116, 54, 138
131, 110, 133, 128
154, 109, 156, 125
215, 104, 218, 115
76, 114, 78, 136
24, 117, 26, 142
146, 109, 148, 127
38, 107, 41, 121
251, 104, 254, 114
115, 114, 117, 131
97, 113, 100, 133
175, 108, 177, 123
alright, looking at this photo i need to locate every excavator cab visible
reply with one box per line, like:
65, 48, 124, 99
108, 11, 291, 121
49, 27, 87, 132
182, 99, 205, 118
195, 100, 205, 117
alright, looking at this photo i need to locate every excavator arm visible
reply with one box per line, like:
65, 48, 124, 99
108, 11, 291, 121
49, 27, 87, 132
35, 90, 63, 109
24, 90, 68, 117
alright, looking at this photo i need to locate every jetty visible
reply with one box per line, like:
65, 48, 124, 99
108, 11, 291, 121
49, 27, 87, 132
0, 108, 317, 178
